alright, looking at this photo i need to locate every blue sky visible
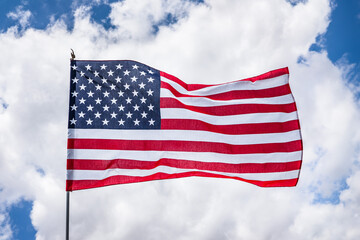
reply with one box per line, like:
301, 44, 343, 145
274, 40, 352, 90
324, 0, 360, 64
0, 0, 360, 239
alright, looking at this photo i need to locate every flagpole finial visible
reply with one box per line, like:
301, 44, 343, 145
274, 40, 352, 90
70, 49, 75, 60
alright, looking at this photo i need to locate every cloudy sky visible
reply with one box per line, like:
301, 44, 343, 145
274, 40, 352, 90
0, 0, 359, 239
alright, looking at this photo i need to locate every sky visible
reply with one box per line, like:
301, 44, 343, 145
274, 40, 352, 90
0, 0, 359, 239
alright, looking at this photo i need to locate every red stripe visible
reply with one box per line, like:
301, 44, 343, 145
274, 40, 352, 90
160, 72, 209, 91
160, 67, 289, 91
161, 119, 300, 135
68, 158, 302, 173
161, 81, 292, 100
68, 139, 302, 154
240, 67, 289, 82
160, 98, 296, 115
66, 171, 298, 191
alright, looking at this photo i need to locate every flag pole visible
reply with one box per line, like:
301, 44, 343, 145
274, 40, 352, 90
66, 48, 75, 240
66, 191, 70, 240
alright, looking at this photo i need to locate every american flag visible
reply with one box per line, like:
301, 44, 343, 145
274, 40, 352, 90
66, 60, 302, 191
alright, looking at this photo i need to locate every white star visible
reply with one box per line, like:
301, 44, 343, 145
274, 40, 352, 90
118, 90, 124, 97
123, 70, 130, 76
100, 64, 107, 70
133, 104, 140, 111
71, 91, 78, 97
138, 82, 146, 89
118, 119, 125, 125
148, 69, 154, 74
148, 104, 154, 111
85, 64, 91, 70
95, 85, 102, 91
86, 118, 93, 125
140, 71, 146, 76
132, 90, 138, 96
94, 112, 101, 118
95, 98, 102, 104
133, 119, 140, 125
147, 77, 154, 83
102, 119, 109, 125
87, 91, 94, 97
140, 97, 147, 104
71, 65, 77, 70
79, 98, 86, 104
116, 64, 123, 69
101, 78, 107, 84
115, 76, 122, 83
79, 84, 86, 90
103, 105, 109, 111
103, 91, 110, 97
131, 76, 138, 82
110, 98, 117, 104
118, 105, 125, 111
125, 97, 132, 104
110, 84, 116, 90
71, 104, 78, 111
94, 71, 99, 77
110, 112, 117, 118
72, 77, 79, 84
70, 118, 77, 125
147, 89, 154, 96
87, 78, 93, 84
132, 64, 139, 69
126, 111, 133, 118
108, 70, 114, 76
124, 83, 130, 90
78, 111, 85, 118
149, 118, 155, 125
80, 71, 85, 77
87, 105, 94, 111
141, 111, 147, 118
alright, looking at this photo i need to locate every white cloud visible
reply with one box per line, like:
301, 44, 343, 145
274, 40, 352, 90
0, 0, 360, 239
107, 0, 194, 40
0, 98, 8, 114
6, 6, 32, 30
0, 213, 12, 240
291, 52, 360, 196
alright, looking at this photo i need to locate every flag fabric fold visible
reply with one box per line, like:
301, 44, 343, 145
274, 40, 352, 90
66, 60, 302, 191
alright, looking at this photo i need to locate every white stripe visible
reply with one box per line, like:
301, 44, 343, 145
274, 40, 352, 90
161, 108, 298, 124
161, 74, 289, 95
161, 89, 294, 106
68, 129, 301, 145
67, 167, 299, 181
67, 149, 302, 164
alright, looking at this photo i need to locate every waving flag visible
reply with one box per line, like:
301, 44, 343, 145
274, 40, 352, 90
66, 60, 302, 191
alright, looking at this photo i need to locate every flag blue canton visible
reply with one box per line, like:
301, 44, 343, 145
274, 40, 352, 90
68, 60, 161, 129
